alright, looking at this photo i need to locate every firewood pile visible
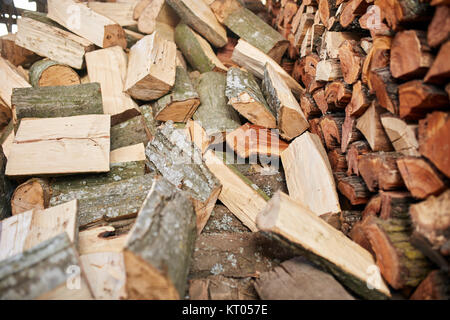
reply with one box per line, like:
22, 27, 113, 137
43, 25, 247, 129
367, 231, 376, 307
0, 0, 448, 300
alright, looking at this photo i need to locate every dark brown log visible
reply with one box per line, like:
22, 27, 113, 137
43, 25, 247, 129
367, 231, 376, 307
341, 109, 363, 153
428, 5, 450, 48
328, 149, 348, 173
216, 37, 239, 68
363, 216, 431, 289
0, 145, 12, 220
359, 9, 392, 38
379, 191, 414, 220
325, 81, 352, 109
375, 0, 432, 31
300, 93, 322, 119
410, 270, 450, 300
358, 152, 405, 192
390, 30, 434, 80
362, 193, 382, 218
318, 0, 338, 29
424, 41, 450, 84
362, 36, 391, 85
309, 118, 326, 146
346, 140, 370, 176
320, 114, 344, 150
340, 210, 363, 236
418, 111, 450, 178
397, 157, 446, 199
340, 0, 369, 28
338, 39, 365, 84
349, 81, 371, 117
349, 217, 375, 256
369, 67, 399, 114
336, 173, 372, 205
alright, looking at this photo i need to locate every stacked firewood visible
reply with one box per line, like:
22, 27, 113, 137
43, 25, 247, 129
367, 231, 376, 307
265, 0, 450, 299
0, 0, 447, 300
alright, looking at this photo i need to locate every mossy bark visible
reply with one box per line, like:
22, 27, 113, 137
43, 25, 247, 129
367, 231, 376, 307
29, 59, 79, 87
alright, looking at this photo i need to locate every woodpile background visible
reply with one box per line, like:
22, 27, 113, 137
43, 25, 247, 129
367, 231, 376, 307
0, 0, 448, 300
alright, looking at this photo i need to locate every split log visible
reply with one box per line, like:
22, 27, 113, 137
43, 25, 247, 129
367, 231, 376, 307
294, 12, 315, 49
6, 115, 111, 178
0, 146, 12, 220
362, 36, 391, 86
174, 24, 227, 74
256, 191, 391, 299
320, 114, 344, 150
339, 0, 369, 28
375, 0, 432, 31
15, 17, 95, 70
0, 233, 93, 300
226, 67, 276, 128
328, 148, 348, 173
281, 132, 341, 215
362, 194, 382, 218
391, 30, 434, 80
346, 140, 371, 176
254, 257, 355, 300
336, 174, 371, 205
363, 216, 431, 289
349, 218, 375, 256
424, 41, 450, 84
0, 98, 11, 130
78, 225, 127, 256
380, 114, 420, 156
315, 59, 342, 82
203, 150, 269, 232
322, 31, 360, 59
86, 46, 140, 126
410, 190, 450, 256
309, 118, 326, 146
124, 178, 197, 300
12, 83, 104, 123
211, 0, 289, 63
368, 67, 399, 114
87, 1, 138, 27
110, 114, 155, 151
410, 270, 450, 300
166, 0, 227, 47
50, 174, 155, 229
397, 157, 446, 199
300, 93, 322, 119
358, 152, 405, 192
356, 102, 393, 152
312, 88, 329, 114
418, 111, 450, 178
338, 39, 365, 84
318, 0, 338, 29
325, 81, 352, 109
263, 63, 309, 140
0, 34, 40, 67
0, 121, 14, 160
145, 122, 221, 233
153, 66, 200, 123
0, 200, 78, 261
47, 0, 127, 49
398, 80, 449, 120
378, 191, 414, 220
11, 178, 51, 216
29, 59, 80, 88
136, 0, 179, 35
428, 5, 450, 48
296, 54, 323, 93
341, 110, 363, 152
231, 39, 305, 96
125, 33, 177, 101
226, 123, 289, 159
0, 57, 31, 109
216, 37, 239, 68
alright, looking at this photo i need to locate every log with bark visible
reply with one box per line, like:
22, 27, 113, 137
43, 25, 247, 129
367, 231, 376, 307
346, 140, 371, 176
410, 270, 450, 300
424, 41, 450, 84
349, 80, 371, 117
368, 67, 399, 114
110, 114, 155, 151
0, 145, 12, 220
338, 39, 365, 84
0, 33, 40, 68
29, 59, 80, 88
319, 114, 344, 150
380, 114, 420, 156
336, 173, 372, 205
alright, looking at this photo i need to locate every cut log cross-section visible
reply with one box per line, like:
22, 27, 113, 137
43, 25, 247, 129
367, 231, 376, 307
29, 59, 80, 88
124, 178, 197, 300
47, 0, 127, 49
125, 33, 177, 101
262, 63, 309, 140
256, 191, 391, 299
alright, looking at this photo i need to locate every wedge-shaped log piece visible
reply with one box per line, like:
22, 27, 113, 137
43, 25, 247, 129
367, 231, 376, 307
424, 41, 450, 84
50, 174, 155, 229
29, 59, 80, 88
369, 67, 399, 114
11, 178, 51, 216
193, 72, 241, 144
281, 132, 341, 216
166, 0, 227, 48
411, 270, 450, 300
0, 146, 12, 220
87, 1, 138, 27
153, 66, 200, 122
12, 83, 104, 123
203, 150, 269, 232
211, 0, 289, 63
110, 114, 155, 151
232, 39, 305, 97
86, 46, 140, 126
125, 33, 177, 101
263, 63, 309, 140
15, 17, 95, 70
6, 115, 110, 178
226, 67, 276, 128
397, 157, 446, 199
256, 191, 391, 299
428, 5, 450, 48
0, 122, 14, 160
0, 33, 40, 67
146, 122, 221, 233
349, 80, 370, 117
356, 102, 393, 152
363, 216, 431, 289
418, 111, 450, 178
315, 59, 342, 82
380, 114, 419, 156
339, 39, 365, 84
0, 200, 78, 261
0, 57, 31, 109
175, 24, 227, 74
124, 178, 196, 299
137, 0, 179, 34
0, 233, 93, 300
226, 123, 288, 159
47, 0, 127, 49
336, 174, 371, 206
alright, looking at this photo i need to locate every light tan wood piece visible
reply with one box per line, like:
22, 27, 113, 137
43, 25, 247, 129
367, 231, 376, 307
47, 0, 127, 49
86, 46, 139, 126
380, 114, 420, 156
0, 200, 78, 261
110, 143, 146, 164
6, 115, 111, 177
323, 31, 360, 59
281, 132, 341, 216
203, 150, 269, 232
256, 191, 391, 300
80, 252, 127, 300
263, 63, 309, 140
0, 57, 31, 109
125, 33, 177, 101
87, 1, 138, 27
29, 60, 81, 88
11, 178, 51, 215
78, 226, 128, 255
137, 0, 179, 34
232, 39, 305, 97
